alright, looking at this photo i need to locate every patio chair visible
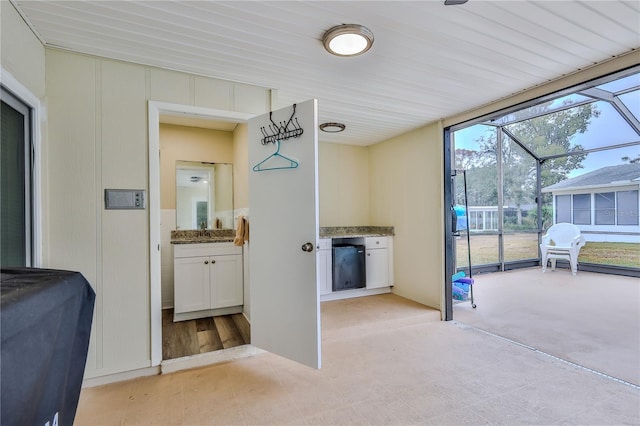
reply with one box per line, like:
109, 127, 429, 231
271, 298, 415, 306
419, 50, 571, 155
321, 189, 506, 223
540, 223, 586, 275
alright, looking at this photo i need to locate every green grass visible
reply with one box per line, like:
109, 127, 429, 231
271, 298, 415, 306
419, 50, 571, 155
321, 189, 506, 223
579, 242, 640, 267
456, 233, 640, 269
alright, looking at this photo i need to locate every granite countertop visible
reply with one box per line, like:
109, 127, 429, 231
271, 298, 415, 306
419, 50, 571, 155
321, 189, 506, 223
170, 229, 236, 244
319, 226, 394, 238
171, 226, 394, 244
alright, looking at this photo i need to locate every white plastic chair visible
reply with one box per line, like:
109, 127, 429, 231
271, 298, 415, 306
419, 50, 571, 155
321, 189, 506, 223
540, 223, 586, 275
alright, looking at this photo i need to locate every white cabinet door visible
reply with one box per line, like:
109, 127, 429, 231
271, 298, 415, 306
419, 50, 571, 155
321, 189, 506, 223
366, 248, 389, 289
317, 248, 332, 295
249, 99, 321, 369
174, 256, 211, 313
211, 254, 243, 309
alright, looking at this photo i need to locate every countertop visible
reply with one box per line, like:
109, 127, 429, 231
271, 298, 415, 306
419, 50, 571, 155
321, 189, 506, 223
170, 230, 235, 244
319, 226, 394, 238
170, 226, 394, 244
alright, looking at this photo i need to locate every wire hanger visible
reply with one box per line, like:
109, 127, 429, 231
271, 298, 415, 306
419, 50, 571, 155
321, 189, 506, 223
252, 140, 299, 172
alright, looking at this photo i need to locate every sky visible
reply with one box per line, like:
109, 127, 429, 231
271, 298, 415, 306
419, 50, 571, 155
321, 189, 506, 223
453, 93, 640, 178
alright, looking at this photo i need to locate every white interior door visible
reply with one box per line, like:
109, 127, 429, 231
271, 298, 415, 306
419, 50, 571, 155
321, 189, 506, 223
248, 99, 321, 369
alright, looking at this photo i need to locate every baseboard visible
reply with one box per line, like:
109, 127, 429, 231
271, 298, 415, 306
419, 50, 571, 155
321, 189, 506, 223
160, 344, 264, 374
172, 305, 243, 322
321, 286, 391, 302
82, 366, 160, 388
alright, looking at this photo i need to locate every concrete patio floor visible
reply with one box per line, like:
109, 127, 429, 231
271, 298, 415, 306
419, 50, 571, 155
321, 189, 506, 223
453, 267, 640, 386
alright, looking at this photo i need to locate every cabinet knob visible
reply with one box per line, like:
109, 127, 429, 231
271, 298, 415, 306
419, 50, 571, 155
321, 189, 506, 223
211, 260, 216, 264
367, 253, 371, 256
204, 260, 209, 265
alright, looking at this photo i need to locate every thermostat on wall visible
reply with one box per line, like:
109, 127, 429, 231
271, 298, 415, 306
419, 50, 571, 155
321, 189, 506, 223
104, 189, 146, 210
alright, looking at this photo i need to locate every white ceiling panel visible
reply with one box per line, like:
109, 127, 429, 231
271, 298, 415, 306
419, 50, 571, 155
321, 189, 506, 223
12, 0, 640, 145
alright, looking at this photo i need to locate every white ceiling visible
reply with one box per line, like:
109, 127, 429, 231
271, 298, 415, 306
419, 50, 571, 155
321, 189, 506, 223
13, 0, 640, 146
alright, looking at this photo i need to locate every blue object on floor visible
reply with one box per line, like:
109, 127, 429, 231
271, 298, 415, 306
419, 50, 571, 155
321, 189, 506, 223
452, 271, 466, 281
452, 285, 468, 300
453, 282, 470, 293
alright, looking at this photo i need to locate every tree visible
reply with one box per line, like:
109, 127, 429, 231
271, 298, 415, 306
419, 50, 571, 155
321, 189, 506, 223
506, 102, 594, 188
529, 205, 553, 230
622, 154, 640, 164
456, 102, 598, 225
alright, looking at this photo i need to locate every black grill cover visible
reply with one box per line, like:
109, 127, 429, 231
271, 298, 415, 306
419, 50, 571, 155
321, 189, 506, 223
1, 268, 95, 426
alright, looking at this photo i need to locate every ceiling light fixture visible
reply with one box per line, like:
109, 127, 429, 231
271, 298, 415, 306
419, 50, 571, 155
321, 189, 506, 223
320, 122, 346, 133
322, 24, 374, 57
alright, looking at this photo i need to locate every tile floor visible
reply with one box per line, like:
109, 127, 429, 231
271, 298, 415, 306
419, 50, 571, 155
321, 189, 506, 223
75, 293, 640, 425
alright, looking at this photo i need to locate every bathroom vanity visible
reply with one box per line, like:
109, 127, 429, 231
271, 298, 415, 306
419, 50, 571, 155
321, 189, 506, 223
171, 230, 243, 322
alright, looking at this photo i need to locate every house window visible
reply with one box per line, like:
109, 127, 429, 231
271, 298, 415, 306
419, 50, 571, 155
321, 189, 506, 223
470, 211, 483, 230
594, 192, 615, 225
489, 211, 498, 230
1, 87, 32, 267
572, 194, 591, 225
556, 194, 571, 223
617, 190, 639, 225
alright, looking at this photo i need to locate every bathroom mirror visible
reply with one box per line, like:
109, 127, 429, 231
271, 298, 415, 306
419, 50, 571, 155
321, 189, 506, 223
176, 161, 234, 230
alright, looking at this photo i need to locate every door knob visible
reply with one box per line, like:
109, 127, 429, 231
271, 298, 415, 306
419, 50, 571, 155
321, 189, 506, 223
301, 242, 314, 252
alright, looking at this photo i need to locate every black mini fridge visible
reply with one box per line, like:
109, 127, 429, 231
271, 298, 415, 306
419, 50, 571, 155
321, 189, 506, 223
332, 244, 366, 291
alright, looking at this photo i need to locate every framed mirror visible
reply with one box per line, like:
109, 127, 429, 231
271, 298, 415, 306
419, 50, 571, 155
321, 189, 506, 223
176, 161, 233, 230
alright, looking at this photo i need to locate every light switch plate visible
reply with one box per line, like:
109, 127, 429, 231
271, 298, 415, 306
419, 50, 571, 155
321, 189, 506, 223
104, 189, 146, 209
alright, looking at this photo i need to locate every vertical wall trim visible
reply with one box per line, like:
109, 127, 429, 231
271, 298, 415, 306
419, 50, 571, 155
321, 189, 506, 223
95, 58, 104, 369
148, 102, 162, 366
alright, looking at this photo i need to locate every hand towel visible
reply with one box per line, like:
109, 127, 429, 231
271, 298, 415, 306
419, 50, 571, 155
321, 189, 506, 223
234, 215, 249, 246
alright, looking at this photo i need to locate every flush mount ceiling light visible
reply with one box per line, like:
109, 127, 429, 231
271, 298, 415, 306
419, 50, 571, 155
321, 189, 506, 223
323, 24, 374, 57
319, 122, 346, 133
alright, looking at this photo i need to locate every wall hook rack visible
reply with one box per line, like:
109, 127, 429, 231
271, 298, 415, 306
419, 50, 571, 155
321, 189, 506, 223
260, 103, 304, 145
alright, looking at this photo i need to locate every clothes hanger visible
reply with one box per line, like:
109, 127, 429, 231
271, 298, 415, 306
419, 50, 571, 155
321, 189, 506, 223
252, 139, 299, 172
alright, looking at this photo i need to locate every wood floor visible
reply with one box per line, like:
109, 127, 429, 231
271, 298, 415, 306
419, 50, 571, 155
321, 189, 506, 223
162, 309, 250, 360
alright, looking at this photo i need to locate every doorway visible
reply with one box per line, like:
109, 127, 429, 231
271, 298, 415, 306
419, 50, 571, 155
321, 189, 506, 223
444, 66, 640, 320
148, 101, 253, 366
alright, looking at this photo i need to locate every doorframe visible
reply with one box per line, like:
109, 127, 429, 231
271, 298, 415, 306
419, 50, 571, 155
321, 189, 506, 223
148, 101, 253, 366
1, 68, 43, 267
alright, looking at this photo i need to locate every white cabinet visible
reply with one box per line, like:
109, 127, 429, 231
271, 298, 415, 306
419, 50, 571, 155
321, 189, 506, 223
174, 256, 211, 313
365, 237, 391, 289
316, 238, 332, 295
174, 243, 243, 317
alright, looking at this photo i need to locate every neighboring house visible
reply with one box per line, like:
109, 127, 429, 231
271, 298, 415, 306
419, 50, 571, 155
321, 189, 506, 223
456, 205, 536, 232
542, 164, 640, 243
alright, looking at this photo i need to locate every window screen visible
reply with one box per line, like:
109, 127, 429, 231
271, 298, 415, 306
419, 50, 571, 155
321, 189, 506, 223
572, 194, 591, 225
617, 190, 639, 225
595, 192, 615, 225
556, 195, 571, 223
